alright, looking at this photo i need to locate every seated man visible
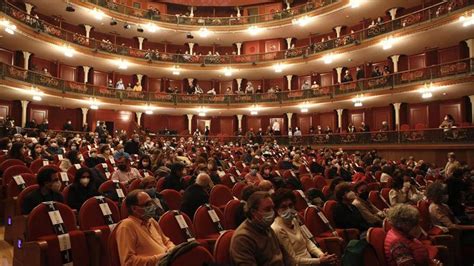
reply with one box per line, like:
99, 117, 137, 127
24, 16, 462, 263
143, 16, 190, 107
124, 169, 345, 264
116, 190, 175, 266
22, 168, 63, 214
180, 173, 213, 218
230, 191, 287, 265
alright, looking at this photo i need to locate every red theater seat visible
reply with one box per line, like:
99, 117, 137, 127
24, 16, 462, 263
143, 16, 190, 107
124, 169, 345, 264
193, 205, 225, 242
366, 227, 387, 266
231, 182, 247, 199
209, 184, 234, 211
158, 210, 196, 245
0, 159, 25, 173
160, 189, 182, 210
2, 165, 32, 187
213, 230, 234, 265
223, 199, 241, 230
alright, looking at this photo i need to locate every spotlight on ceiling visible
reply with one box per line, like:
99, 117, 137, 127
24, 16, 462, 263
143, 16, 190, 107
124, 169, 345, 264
110, 18, 117, 26
65, 4, 75, 12
137, 26, 144, 33
123, 23, 131, 30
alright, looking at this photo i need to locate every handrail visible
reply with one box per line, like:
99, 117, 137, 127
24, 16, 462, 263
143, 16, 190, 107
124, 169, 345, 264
17, 126, 474, 146
1, 58, 472, 105
79, 0, 338, 27
0, 0, 471, 65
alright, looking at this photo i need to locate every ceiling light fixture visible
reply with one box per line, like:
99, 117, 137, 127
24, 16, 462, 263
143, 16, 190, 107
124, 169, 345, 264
419, 82, 435, 99
223, 67, 233, 77
459, 11, 474, 27
31, 87, 44, 101
65, 3, 75, 12
123, 23, 131, 30
137, 26, 144, 33
89, 97, 99, 110
292, 15, 311, 27
350, 0, 362, 8
299, 102, 310, 113
249, 105, 260, 115
90, 8, 105, 20
172, 65, 181, 75
61, 44, 75, 57
198, 27, 211, 38
144, 23, 159, 33
322, 53, 334, 64
380, 36, 395, 50
352, 94, 365, 107
273, 63, 284, 73
0, 20, 16, 35
110, 18, 117, 26
144, 104, 154, 115
247, 25, 263, 36
116, 59, 129, 70
197, 106, 208, 117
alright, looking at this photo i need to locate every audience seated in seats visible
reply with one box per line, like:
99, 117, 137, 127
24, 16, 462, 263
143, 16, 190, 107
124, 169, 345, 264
389, 173, 423, 206
352, 181, 385, 227
163, 162, 186, 192
230, 191, 287, 265
258, 180, 275, 195
446, 168, 472, 223
326, 177, 344, 200
67, 167, 99, 210
180, 173, 213, 218
271, 188, 337, 265
111, 156, 142, 186
333, 182, 370, 234
234, 185, 260, 228
306, 188, 326, 208
139, 176, 169, 216
439, 114, 455, 132
384, 204, 441, 266
342, 70, 353, 83
21, 167, 63, 214
6, 142, 31, 165
125, 134, 141, 155
380, 165, 394, 183
59, 149, 82, 172
116, 190, 175, 265
84, 147, 106, 168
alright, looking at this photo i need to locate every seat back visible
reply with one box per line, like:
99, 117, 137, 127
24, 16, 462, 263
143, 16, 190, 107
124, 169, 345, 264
107, 222, 121, 266
314, 175, 327, 190
6, 173, 36, 198
160, 189, 183, 210
367, 227, 387, 266
368, 191, 389, 211
223, 199, 241, 229
380, 188, 391, 205
98, 180, 127, 202
27, 202, 77, 239
300, 176, 316, 191
322, 200, 337, 226
209, 185, 234, 209
303, 206, 332, 237
321, 185, 330, 198
156, 177, 166, 192
17, 184, 39, 215
213, 230, 234, 265
95, 163, 114, 179
193, 204, 225, 239
79, 196, 120, 230
170, 245, 214, 266
29, 159, 49, 174
231, 182, 247, 199
220, 174, 237, 189
158, 210, 195, 245
293, 190, 309, 212
400, 124, 410, 131
2, 165, 32, 186
0, 159, 25, 173
417, 199, 432, 232
127, 178, 142, 192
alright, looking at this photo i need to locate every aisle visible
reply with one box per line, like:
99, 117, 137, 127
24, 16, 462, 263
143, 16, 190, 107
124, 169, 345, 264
0, 227, 13, 265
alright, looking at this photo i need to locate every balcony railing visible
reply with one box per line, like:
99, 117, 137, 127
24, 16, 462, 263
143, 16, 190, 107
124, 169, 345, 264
0, 58, 472, 105
0, 0, 472, 65
79, 0, 338, 27
16, 126, 474, 147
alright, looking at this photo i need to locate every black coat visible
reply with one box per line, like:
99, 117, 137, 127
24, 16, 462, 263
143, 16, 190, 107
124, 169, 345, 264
22, 189, 64, 214
333, 202, 370, 232
67, 183, 100, 211
180, 184, 209, 219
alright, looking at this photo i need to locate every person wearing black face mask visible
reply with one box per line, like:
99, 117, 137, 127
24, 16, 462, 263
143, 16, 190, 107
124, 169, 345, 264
111, 156, 141, 186
352, 181, 385, 227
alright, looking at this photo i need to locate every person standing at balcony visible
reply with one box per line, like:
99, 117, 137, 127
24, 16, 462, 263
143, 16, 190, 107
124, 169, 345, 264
116, 78, 125, 90
133, 82, 142, 92
359, 121, 370, 132
245, 82, 255, 94
347, 123, 356, 133
256, 85, 263, 94
225, 87, 233, 95
186, 85, 195, 95
126, 83, 133, 90
356, 66, 365, 80
371, 66, 382, 77
301, 81, 310, 90
42, 67, 52, 77
380, 121, 389, 132
25, 119, 37, 129
342, 70, 353, 83
268, 87, 275, 93
275, 85, 281, 92
107, 79, 114, 89
310, 81, 319, 90
207, 88, 216, 95
194, 84, 203, 94
63, 120, 74, 131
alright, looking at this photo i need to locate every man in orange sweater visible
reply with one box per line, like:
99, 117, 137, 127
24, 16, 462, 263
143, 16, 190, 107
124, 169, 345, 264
116, 190, 175, 266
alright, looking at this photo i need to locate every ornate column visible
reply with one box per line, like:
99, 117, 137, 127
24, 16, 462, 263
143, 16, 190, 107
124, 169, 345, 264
333, 26, 342, 38
187, 43, 195, 54
187, 78, 194, 87
286, 113, 293, 131
21, 100, 29, 127
83, 24, 92, 39
286, 75, 293, 91
83, 66, 91, 83
393, 103, 401, 130
235, 42, 242, 55
468, 96, 474, 124
24, 2, 34, 15
22, 51, 31, 70
186, 114, 194, 134
286, 38, 293, 49
136, 74, 143, 85
335, 67, 343, 83
336, 109, 344, 129
81, 108, 88, 127
390, 55, 400, 73
136, 112, 142, 126
237, 114, 243, 131
465, 39, 474, 70
388, 8, 399, 20
235, 78, 243, 90
137, 37, 145, 50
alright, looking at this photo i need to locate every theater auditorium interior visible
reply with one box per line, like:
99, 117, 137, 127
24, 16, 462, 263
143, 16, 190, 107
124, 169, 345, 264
0, 0, 473, 265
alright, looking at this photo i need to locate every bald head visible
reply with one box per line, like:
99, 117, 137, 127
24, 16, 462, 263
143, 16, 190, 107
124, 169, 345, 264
196, 173, 213, 188
258, 180, 274, 192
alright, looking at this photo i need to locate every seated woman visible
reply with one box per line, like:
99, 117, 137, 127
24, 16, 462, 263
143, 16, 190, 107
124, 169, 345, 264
260, 163, 285, 189
389, 174, 423, 206
67, 168, 99, 210
7, 142, 32, 165
59, 150, 82, 172
426, 181, 474, 263
439, 114, 455, 131
244, 165, 264, 186
333, 182, 370, 233
352, 181, 385, 227
385, 204, 441, 266
271, 188, 337, 265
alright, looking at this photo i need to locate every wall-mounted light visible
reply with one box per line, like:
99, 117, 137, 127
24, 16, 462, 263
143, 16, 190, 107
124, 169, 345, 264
198, 27, 211, 38
89, 97, 100, 109
60, 44, 75, 57
144, 23, 159, 33
31, 87, 43, 101
0, 20, 16, 35
116, 59, 129, 70
380, 36, 396, 50
90, 8, 105, 20
273, 63, 284, 73
197, 106, 208, 116
292, 15, 311, 27
419, 82, 435, 99
459, 11, 474, 27
223, 67, 233, 77
352, 94, 365, 107
322, 53, 335, 64
249, 105, 260, 115
172, 65, 181, 75
247, 25, 263, 36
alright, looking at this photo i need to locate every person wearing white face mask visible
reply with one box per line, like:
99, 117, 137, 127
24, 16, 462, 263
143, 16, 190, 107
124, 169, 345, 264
271, 189, 337, 265
85, 148, 106, 168
22, 168, 64, 214
389, 174, 423, 206
230, 191, 287, 265
332, 182, 371, 234
67, 168, 99, 211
